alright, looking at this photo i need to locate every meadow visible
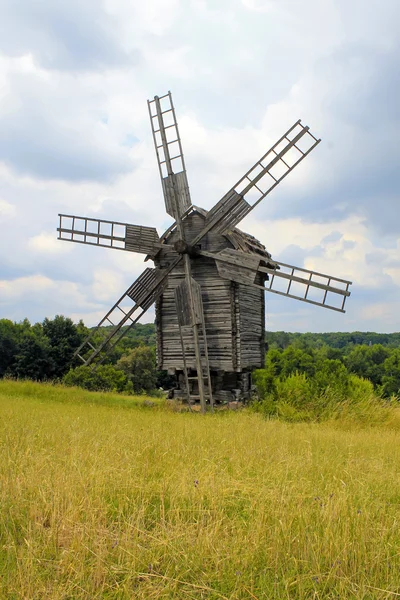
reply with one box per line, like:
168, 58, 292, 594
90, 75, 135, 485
1, 380, 400, 599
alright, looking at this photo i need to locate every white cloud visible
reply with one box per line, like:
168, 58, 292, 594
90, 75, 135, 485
0, 198, 16, 219
0, 274, 53, 299
29, 232, 73, 254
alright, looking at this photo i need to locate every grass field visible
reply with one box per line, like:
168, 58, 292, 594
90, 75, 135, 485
1, 380, 400, 599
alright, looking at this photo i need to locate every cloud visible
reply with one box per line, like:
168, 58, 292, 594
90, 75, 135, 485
253, 41, 400, 239
29, 232, 73, 254
0, 198, 16, 219
0, 55, 133, 182
0, 0, 131, 71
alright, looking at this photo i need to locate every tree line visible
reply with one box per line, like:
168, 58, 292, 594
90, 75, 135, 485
1, 317, 400, 399
266, 330, 400, 349
256, 343, 400, 397
0, 316, 162, 394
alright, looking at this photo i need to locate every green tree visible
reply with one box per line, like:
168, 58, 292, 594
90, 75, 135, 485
381, 349, 400, 397
13, 328, 54, 380
42, 315, 87, 377
117, 346, 157, 393
279, 346, 316, 378
0, 319, 19, 376
345, 344, 390, 387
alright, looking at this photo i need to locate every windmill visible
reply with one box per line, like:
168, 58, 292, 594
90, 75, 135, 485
57, 92, 351, 412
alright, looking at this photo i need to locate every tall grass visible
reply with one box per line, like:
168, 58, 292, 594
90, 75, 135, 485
1, 380, 400, 598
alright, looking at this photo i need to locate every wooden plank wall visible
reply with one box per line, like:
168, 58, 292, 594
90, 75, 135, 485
158, 261, 234, 371
238, 271, 265, 369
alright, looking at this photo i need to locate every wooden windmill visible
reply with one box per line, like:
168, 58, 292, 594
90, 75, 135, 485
57, 92, 352, 411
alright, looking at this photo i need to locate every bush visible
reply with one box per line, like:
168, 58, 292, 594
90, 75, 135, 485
252, 364, 392, 424
63, 365, 128, 393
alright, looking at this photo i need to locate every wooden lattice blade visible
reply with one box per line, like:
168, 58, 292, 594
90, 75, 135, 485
204, 249, 351, 313
57, 214, 161, 256
148, 92, 192, 220
262, 260, 351, 312
190, 120, 320, 246
75, 262, 179, 367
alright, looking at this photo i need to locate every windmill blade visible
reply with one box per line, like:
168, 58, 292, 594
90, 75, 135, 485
148, 92, 212, 411
261, 260, 351, 312
58, 214, 162, 256
190, 121, 320, 247
203, 249, 351, 313
207, 248, 261, 286
148, 92, 192, 220
75, 260, 181, 367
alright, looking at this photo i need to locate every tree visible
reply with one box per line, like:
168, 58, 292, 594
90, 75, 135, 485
117, 346, 157, 393
345, 344, 390, 387
381, 349, 400, 397
13, 329, 54, 380
0, 319, 19, 377
279, 346, 316, 378
42, 315, 87, 377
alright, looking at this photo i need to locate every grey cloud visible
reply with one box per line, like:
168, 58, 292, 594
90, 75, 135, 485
321, 43, 400, 129
0, 126, 132, 182
87, 200, 158, 228
276, 243, 324, 266
365, 251, 400, 268
0, 0, 132, 70
262, 42, 400, 237
267, 278, 400, 334
321, 231, 342, 244
0, 264, 32, 281
348, 279, 399, 305
0, 74, 133, 182
1, 0, 400, 333
342, 240, 356, 250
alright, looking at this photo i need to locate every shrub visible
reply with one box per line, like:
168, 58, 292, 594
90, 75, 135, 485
63, 365, 128, 393
251, 364, 393, 424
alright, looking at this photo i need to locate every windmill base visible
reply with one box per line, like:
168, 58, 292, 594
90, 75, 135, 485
169, 370, 254, 404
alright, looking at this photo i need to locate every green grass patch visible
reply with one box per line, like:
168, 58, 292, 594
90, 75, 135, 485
1, 380, 400, 598
0, 379, 163, 410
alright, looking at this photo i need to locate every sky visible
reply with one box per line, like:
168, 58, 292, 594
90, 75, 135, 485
0, 0, 399, 333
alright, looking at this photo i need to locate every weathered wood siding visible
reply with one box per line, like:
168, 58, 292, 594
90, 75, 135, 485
238, 272, 265, 369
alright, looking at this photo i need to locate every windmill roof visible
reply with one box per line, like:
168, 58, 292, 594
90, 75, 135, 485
159, 205, 273, 263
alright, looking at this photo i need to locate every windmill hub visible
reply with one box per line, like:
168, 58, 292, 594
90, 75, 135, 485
174, 239, 199, 257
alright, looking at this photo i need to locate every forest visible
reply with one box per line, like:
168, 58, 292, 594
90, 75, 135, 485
1, 316, 400, 406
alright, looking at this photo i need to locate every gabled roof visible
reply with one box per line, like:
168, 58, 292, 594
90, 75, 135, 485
159, 205, 273, 263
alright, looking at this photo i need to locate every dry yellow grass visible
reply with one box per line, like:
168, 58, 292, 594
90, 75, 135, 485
1, 380, 400, 599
